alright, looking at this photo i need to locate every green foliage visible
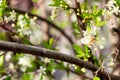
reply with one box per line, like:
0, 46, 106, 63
32, 0, 39, 3
92, 6, 103, 17
74, 66, 83, 74
49, 0, 69, 10
73, 44, 100, 66
116, 0, 120, 6
0, 0, 116, 80
21, 37, 32, 45
43, 38, 54, 49
94, 17, 106, 27
93, 77, 101, 80
73, 44, 91, 61
49, 0, 61, 6
0, 32, 7, 40
0, 0, 7, 16
73, 44, 84, 58
72, 22, 80, 35
81, 4, 105, 27
4, 75, 11, 80
0, 55, 3, 67
22, 73, 33, 80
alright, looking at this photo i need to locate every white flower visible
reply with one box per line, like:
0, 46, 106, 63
107, 0, 116, 6
50, 7, 59, 20
110, 6, 120, 15
18, 15, 24, 20
81, 68, 86, 73
10, 10, 17, 21
37, 67, 46, 74
5, 52, 12, 61
42, 57, 50, 64
81, 35, 95, 45
18, 55, 32, 72
4, 16, 11, 23
0, 0, 2, 5
4, 10, 17, 23
18, 56, 31, 68
106, 0, 120, 15
29, 29, 44, 44
51, 69, 56, 74
81, 26, 98, 45
108, 62, 114, 67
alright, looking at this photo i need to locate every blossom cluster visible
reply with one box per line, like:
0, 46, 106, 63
80, 26, 98, 46
4, 10, 17, 23
18, 55, 32, 72
106, 0, 120, 15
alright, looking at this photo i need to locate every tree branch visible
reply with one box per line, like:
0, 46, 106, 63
7, 7, 74, 45
0, 41, 119, 80
74, 0, 86, 31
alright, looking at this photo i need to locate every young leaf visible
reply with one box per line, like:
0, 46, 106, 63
73, 44, 84, 58
94, 10, 103, 17
93, 77, 101, 80
49, 0, 61, 6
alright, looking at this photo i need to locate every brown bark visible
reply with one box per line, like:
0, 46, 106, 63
107, 14, 120, 76
0, 41, 119, 80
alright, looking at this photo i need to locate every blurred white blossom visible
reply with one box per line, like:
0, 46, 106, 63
4, 10, 17, 23
50, 7, 59, 20
29, 29, 44, 44
17, 14, 39, 36
0, 0, 2, 5
42, 57, 51, 64
106, 0, 120, 15
18, 55, 32, 71
80, 26, 98, 46
5, 52, 12, 61
51, 69, 56, 75
81, 35, 96, 45
37, 67, 46, 75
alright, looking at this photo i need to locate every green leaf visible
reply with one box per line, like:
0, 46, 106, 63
49, 0, 61, 6
93, 77, 101, 80
4, 75, 11, 80
93, 5, 98, 14
116, 0, 120, 6
94, 17, 106, 27
94, 10, 103, 17
49, 38, 54, 46
72, 22, 80, 35
43, 38, 54, 49
0, 55, 3, 67
0, 9, 3, 16
0, 32, 7, 40
73, 44, 84, 58
22, 73, 33, 80
21, 37, 32, 45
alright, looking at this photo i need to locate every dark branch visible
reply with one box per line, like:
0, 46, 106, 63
0, 41, 119, 80
74, 0, 86, 31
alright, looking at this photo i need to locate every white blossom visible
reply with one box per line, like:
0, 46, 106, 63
42, 57, 51, 64
81, 26, 98, 46
4, 10, 17, 23
37, 67, 46, 75
18, 56, 32, 68
106, 0, 120, 15
0, 0, 2, 5
10, 10, 17, 21
81, 35, 95, 45
51, 69, 56, 75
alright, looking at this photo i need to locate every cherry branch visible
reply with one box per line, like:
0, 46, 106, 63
0, 41, 119, 80
7, 7, 74, 45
